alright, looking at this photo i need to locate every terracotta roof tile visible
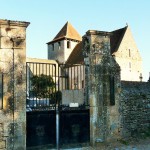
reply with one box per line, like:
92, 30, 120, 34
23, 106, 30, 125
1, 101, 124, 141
66, 42, 84, 64
47, 22, 82, 44
66, 26, 127, 64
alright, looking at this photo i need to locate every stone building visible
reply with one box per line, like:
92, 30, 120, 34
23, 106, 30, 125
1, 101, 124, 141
47, 22, 142, 81
47, 22, 82, 63
0, 19, 29, 149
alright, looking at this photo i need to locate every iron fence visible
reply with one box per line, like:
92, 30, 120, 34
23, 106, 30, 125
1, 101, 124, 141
26, 62, 57, 110
26, 62, 86, 111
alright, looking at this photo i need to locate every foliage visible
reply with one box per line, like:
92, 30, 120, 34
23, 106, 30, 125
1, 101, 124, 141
50, 91, 62, 104
30, 74, 55, 98
118, 139, 129, 145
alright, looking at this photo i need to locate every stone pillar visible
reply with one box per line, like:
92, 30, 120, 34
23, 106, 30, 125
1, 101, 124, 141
83, 30, 121, 146
0, 19, 29, 150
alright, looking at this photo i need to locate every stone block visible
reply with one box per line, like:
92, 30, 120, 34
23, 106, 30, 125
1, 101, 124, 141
0, 140, 6, 149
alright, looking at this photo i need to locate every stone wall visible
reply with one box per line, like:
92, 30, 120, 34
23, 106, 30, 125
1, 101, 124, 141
120, 81, 150, 138
83, 30, 121, 146
0, 19, 29, 150
83, 29, 150, 147
61, 89, 84, 105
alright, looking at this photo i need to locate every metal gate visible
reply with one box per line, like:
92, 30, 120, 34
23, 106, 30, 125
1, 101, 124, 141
26, 62, 89, 149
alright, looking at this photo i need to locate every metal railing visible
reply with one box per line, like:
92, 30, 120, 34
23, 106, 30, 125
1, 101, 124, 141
26, 62, 86, 111
26, 62, 57, 110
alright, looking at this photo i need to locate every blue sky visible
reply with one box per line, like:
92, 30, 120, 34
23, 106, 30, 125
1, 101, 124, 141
0, 0, 150, 81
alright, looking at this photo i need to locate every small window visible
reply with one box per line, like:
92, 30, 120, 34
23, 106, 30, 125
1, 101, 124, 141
129, 49, 131, 57
0, 74, 3, 109
58, 42, 61, 50
67, 41, 71, 49
52, 44, 54, 51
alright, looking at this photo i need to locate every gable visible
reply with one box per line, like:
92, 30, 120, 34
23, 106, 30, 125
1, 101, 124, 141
116, 26, 142, 60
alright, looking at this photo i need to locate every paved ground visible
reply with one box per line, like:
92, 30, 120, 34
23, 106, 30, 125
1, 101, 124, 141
27, 138, 150, 150
61, 138, 150, 150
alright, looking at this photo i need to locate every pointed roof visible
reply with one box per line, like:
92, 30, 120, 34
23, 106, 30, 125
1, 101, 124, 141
110, 26, 127, 54
66, 42, 83, 64
47, 22, 82, 44
66, 26, 128, 64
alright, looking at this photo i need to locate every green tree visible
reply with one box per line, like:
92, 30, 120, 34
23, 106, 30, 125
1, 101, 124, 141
30, 74, 55, 98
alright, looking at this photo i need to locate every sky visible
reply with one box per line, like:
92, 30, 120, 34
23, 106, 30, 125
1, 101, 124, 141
0, 0, 150, 81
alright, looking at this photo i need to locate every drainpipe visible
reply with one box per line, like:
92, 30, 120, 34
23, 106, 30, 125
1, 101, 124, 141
10, 38, 15, 150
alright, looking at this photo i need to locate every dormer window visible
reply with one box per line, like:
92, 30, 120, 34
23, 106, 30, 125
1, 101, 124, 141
67, 41, 71, 49
58, 42, 61, 50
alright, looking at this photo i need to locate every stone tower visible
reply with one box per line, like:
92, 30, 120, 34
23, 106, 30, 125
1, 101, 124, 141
83, 30, 121, 146
0, 19, 29, 149
47, 22, 82, 63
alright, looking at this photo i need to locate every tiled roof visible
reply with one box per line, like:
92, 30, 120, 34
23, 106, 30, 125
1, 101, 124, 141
66, 26, 127, 64
47, 22, 82, 44
66, 42, 83, 64
110, 26, 127, 54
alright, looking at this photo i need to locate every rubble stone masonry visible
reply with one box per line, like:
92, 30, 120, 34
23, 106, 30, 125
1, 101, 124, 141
120, 81, 150, 138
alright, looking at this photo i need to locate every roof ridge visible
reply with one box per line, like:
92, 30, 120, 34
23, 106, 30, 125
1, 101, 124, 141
65, 21, 69, 38
111, 26, 128, 33
110, 26, 127, 54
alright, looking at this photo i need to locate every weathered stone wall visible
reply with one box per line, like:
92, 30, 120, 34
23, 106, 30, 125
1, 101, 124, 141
83, 29, 150, 147
83, 30, 121, 146
48, 40, 65, 62
0, 19, 29, 150
120, 81, 150, 138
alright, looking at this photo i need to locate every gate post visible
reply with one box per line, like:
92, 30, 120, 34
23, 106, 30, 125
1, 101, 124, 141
0, 20, 29, 149
83, 30, 121, 147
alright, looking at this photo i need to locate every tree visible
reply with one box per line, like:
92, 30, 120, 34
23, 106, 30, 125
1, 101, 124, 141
30, 74, 55, 98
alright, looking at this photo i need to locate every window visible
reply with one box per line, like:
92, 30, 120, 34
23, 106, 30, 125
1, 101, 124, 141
0, 74, 3, 109
52, 44, 54, 51
67, 41, 71, 49
58, 42, 61, 50
129, 49, 131, 57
